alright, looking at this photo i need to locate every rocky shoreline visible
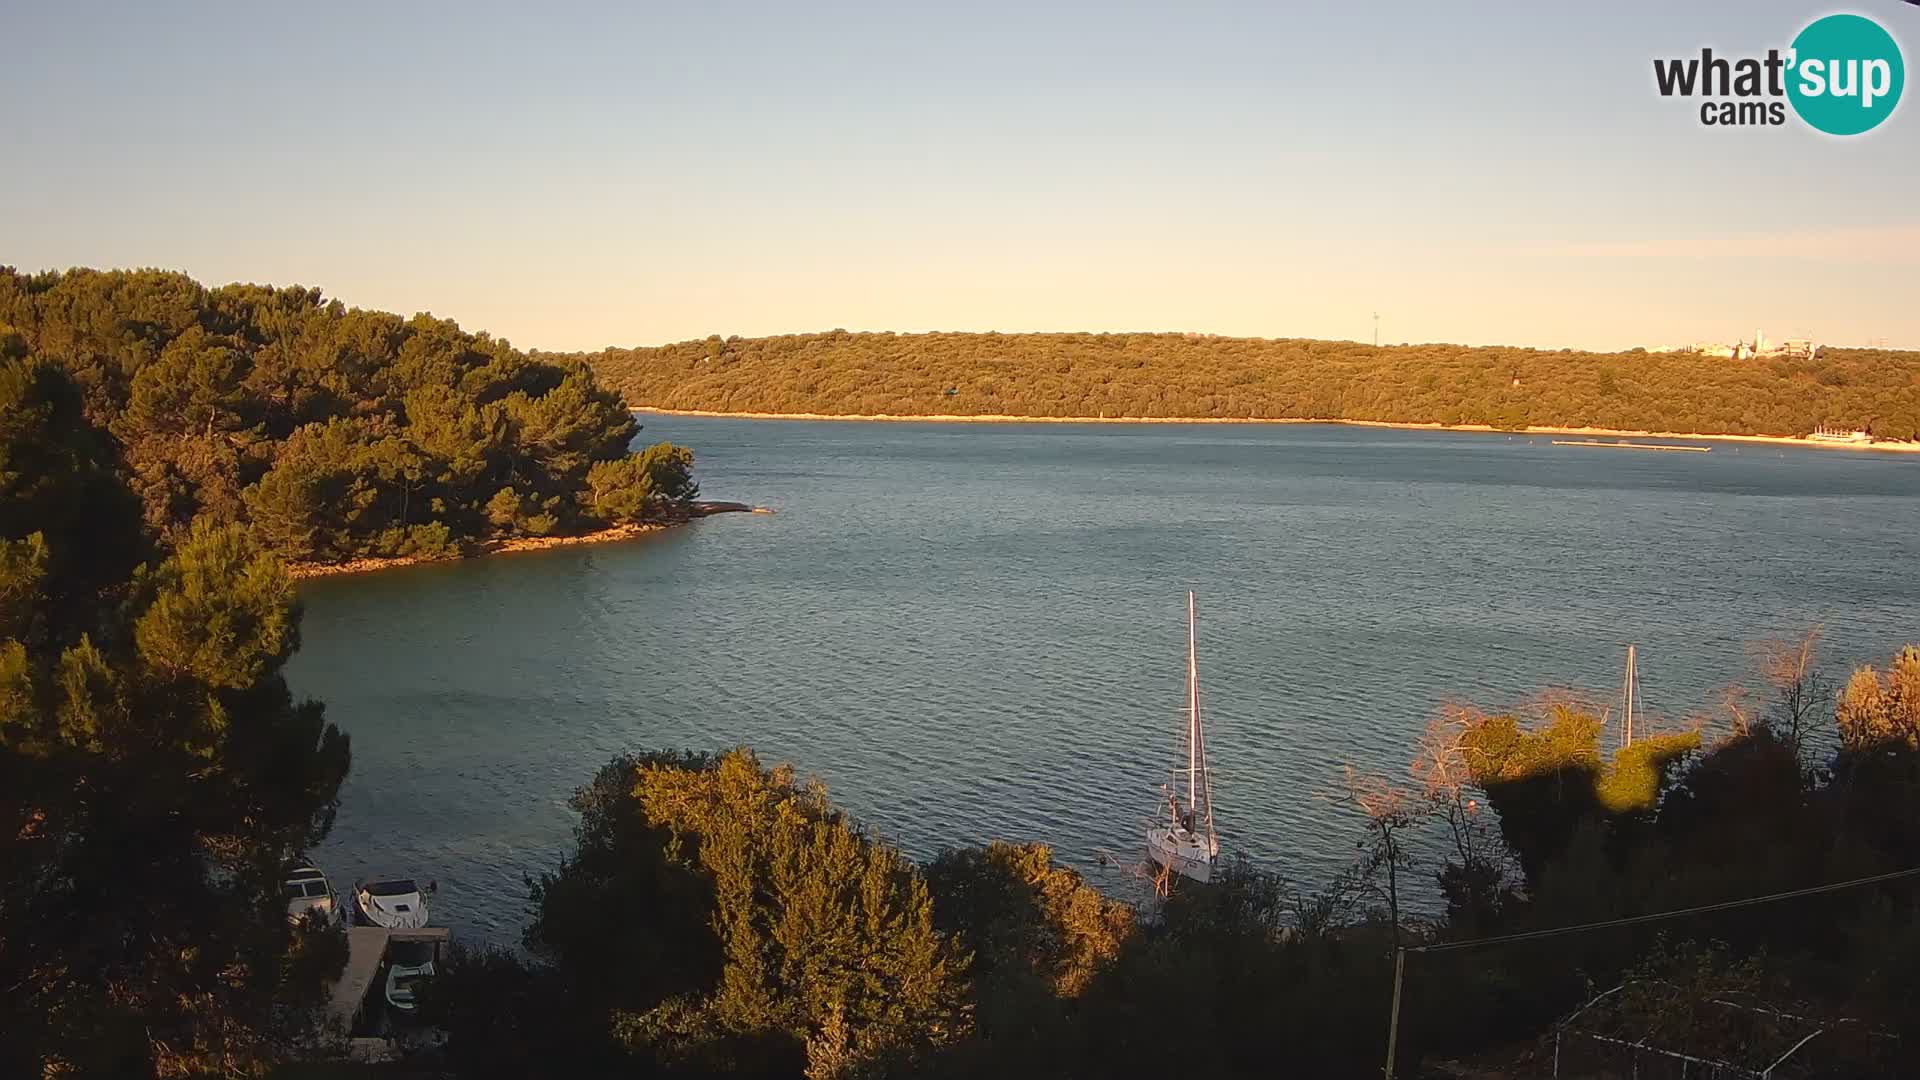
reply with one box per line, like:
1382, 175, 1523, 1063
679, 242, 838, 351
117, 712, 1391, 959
288, 502, 767, 581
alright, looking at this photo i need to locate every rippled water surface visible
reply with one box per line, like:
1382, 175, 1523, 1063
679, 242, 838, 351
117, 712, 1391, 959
288, 420, 1920, 940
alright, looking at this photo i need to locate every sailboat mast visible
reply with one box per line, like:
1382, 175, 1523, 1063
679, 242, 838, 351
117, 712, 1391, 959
1622, 644, 1636, 749
1187, 591, 1198, 814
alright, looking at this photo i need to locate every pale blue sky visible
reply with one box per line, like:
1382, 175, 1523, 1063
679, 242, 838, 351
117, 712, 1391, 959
3, 1, 1914, 351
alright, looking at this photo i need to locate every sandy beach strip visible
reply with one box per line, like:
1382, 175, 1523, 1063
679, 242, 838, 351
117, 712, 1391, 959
631, 408, 1920, 454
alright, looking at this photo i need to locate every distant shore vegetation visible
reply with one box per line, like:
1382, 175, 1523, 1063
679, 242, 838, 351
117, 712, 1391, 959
0, 267, 697, 568
574, 331, 1920, 441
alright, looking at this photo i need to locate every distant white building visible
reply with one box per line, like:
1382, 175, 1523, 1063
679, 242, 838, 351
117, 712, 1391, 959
1810, 425, 1871, 445
1673, 332, 1818, 360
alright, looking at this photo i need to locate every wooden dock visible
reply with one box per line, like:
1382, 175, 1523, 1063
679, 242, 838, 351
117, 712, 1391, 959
326, 925, 451, 1044
1551, 439, 1710, 453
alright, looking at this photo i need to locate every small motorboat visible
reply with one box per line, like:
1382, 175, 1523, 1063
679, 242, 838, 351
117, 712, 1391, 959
283, 865, 343, 926
384, 938, 437, 1013
353, 876, 434, 929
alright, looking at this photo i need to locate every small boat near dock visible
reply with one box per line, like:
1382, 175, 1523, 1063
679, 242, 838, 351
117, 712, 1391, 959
284, 865, 345, 927
353, 875, 434, 929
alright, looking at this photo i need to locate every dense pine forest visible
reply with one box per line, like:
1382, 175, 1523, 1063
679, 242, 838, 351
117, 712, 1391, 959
576, 331, 1920, 440
4, 354, 354, 1074
0, 267, 696, 568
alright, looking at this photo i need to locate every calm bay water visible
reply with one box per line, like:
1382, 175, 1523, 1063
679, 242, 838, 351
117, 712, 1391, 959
288, 419, 1920, 941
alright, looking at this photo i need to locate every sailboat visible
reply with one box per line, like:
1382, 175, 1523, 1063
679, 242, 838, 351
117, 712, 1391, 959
1618, 643, 1639, 750
1146, 591, 1220, 885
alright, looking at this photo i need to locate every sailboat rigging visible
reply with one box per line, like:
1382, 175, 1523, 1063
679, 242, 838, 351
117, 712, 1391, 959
1620, 643, 1639, 750
1146, 591, 1221, 886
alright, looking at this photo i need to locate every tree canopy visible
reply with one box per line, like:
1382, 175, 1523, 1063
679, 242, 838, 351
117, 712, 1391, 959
1, 359, 351, 1077
0, 267, 698, 566
431, 636, 1920, 1079
577, 330, 1920, 440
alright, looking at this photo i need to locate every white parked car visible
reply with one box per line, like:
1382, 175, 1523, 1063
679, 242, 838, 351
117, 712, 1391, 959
384, 938, 437, 1013
283, 866, 342, 926
354, 876, 433, 929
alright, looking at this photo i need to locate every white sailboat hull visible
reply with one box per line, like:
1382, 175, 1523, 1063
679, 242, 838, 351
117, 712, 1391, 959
1146, 826, 1217, 884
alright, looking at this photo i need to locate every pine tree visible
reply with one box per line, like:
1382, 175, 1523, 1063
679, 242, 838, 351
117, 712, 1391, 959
1, 360, 351, 1078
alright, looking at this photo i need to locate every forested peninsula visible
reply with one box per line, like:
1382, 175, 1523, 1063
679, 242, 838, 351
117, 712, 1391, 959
575, 331, 1920, 442
0, 267, 698, 574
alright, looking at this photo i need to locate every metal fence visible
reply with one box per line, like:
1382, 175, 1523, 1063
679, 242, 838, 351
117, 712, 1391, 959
1556, 1026, 1762, 1079
1551, 983, 1899, 1079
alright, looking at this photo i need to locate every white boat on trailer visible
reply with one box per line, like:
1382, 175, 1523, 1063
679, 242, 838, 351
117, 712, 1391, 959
1146, 591, 1220, 887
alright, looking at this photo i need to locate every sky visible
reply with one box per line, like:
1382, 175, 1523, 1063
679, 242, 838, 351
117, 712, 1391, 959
2, 1, 1915, 352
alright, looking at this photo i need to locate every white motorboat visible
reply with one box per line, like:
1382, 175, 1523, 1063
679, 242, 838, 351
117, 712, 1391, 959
283, 865, 343, 926
353, 876, 433, 929
1146, 592, 1221, 886
384, 937, 437, 1012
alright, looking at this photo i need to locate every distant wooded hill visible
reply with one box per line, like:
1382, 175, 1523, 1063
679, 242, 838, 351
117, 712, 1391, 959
569, 332, 1920, 441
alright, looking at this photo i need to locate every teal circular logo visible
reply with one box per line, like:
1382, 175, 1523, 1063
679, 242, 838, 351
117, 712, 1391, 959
1787, 14, 1904, 135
